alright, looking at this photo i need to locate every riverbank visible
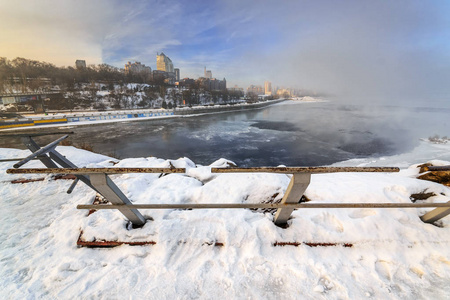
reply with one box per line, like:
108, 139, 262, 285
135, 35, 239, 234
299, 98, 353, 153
0, 99, 286, 131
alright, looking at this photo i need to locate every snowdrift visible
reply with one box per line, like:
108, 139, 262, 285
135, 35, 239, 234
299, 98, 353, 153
1, 146, 449, 299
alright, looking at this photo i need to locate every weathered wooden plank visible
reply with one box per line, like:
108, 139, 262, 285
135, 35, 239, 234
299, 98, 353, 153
77, 202, 450, 210
0, 157, 39, 162
7, 167, 187, 174
426, 166, 450, 172
0, 131, 74, 137
7, 166, 400, 175
211, 167, 400, 173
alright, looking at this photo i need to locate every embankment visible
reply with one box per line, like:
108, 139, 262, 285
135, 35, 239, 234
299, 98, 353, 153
0, 99, 286, 130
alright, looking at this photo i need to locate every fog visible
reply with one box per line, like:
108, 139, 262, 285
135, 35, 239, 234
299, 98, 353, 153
2, 102, 448, 166
219, 1, 450, 106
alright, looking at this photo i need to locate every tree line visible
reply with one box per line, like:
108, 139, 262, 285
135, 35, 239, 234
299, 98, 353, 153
0, 57, 151, 93
0, 57, 245, 112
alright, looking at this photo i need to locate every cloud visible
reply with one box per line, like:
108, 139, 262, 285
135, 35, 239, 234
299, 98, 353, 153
0, 0, 122, 65
0, 0, 184, 67
215, 0, 450, 103
1, 0, 449, 105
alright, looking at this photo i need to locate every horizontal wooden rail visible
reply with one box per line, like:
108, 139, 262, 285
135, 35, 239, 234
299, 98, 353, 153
211, 167, 400, 174
7, 167, 187, 174
0, 158, 39, 162
7, 166, 399, 175
0, 131, 74, 137
77, 202, 450, 210
426, 166, 450, 172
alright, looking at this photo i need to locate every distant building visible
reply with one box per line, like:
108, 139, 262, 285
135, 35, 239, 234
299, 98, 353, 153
174, 68, 180, 81
227, 85, 244, 93
197, 77, 226, 91
152, 70, 167, 81
124, 61, 151, 75
75, 60, 86, 69
247, 85, 264, 95
157, 52, 174, 73
152, 69, 176, 85
204, 67, 212, 79
179, 78, 196, 87
155, 53, 176, 84
276, 88, 292, 98
264, 81, 272, 95
227, 85, 244, 97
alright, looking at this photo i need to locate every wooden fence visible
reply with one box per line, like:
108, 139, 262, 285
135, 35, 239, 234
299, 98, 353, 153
5, 131, 450, 227
7, 166, 450, 226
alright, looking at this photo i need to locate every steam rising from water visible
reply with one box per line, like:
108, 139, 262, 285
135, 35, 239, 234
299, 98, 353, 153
220, 1, 450, 106
1, 102, 448, 166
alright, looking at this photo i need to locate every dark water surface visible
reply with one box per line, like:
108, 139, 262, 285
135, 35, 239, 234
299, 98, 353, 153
1, 101, 448, 166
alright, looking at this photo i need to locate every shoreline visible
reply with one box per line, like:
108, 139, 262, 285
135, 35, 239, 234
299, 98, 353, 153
0, 99, 287, 132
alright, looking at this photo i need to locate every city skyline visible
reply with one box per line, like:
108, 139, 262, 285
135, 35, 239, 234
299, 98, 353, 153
1, 0, 450, 105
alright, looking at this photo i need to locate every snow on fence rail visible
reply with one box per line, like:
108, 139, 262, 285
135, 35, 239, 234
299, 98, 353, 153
7, 166, 450, 226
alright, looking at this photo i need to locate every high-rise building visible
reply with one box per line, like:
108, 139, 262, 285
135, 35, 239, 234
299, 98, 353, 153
174, 68, 180, 81
157, 52, 174, 73
204, 67, 212, 79
264, 81, 272, 95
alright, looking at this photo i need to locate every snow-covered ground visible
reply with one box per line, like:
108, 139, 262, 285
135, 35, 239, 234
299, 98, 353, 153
1, 140, 449, 299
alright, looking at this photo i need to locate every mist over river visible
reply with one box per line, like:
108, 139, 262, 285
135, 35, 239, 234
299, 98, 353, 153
1, 101, 449, 167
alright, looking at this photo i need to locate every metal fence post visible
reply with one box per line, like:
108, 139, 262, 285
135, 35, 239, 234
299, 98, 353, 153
273, 173, 311, 226
90, 173, 146, 227
21, 136, 59, 168
17, 135, 99, 194
420, 201, 450, 223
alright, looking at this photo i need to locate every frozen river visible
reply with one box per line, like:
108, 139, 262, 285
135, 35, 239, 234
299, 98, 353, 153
1, 100, 449, 166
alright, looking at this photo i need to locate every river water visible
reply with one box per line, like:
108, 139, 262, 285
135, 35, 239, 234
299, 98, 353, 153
1, 101, 449, 166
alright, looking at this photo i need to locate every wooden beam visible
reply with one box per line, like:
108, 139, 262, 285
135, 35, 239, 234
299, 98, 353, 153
0, 131, 74, 137
76, 202, 450, 210
0, 157, 39, 162
7, 166, 400, 175
211, 167, 400, 174
7, 167, 186, 174
426, 166, 450, 172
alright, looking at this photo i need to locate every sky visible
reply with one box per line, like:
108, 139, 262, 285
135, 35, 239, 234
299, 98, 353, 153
1, 0, 450, 104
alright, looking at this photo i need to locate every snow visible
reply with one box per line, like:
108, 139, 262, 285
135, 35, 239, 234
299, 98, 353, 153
1, 142, 450, 298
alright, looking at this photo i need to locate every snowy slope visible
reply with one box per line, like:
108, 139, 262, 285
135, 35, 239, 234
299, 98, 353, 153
0, 144, 449, 299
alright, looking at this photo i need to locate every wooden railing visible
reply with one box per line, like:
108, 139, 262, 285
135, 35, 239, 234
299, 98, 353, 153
5, 131, 450, 227
7, 166, 450, 226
